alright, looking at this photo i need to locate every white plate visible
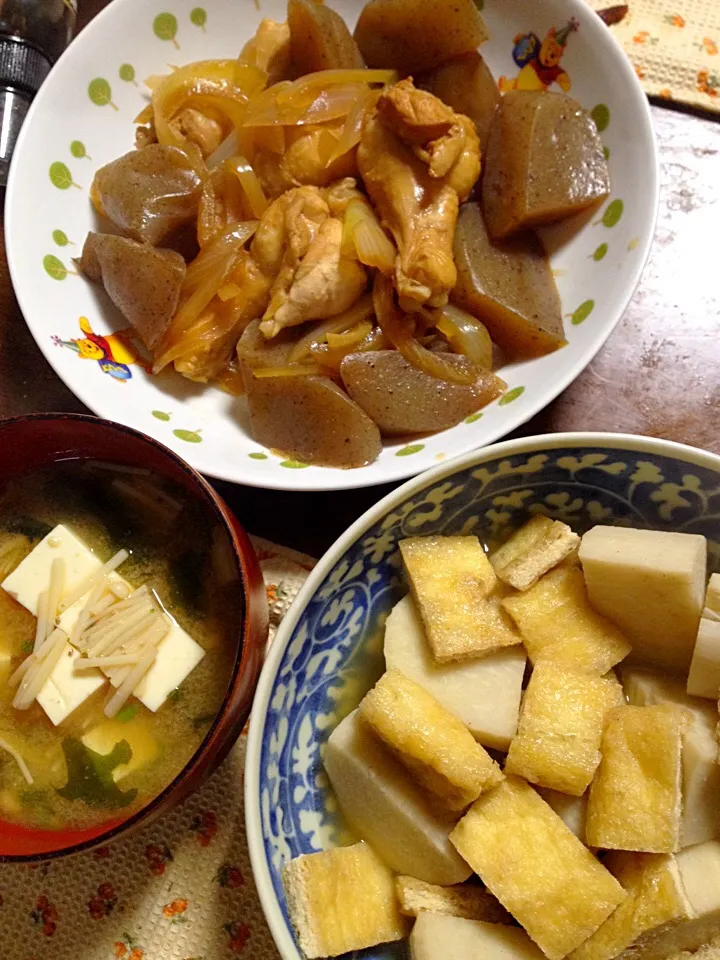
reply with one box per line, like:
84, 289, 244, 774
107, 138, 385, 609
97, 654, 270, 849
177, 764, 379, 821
5, 0, 659, 491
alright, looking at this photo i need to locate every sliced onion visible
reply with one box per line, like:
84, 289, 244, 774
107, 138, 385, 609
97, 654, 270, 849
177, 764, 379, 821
224, 155, 269, 218
154, 222, 257, 372
328, 88, 379, 164
287, 294, 375, 363
435, 305, 494, 371
373, 275, 477, 385
343, 198, 396, 274
244, 81, 369, 127
310, 321, 374, 371
252, 363, 323, 378
207, 131, 239, 169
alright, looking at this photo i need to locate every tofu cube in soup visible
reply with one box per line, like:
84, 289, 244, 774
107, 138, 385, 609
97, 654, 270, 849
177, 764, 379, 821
383, 595, 526, 751
505, 662, 622, 796
578, 527, 707, 674
400, 536, 520, 663
450, 776, 627, 960
282, 842, 407, 959
359, 668, 503, 812
586, 704, 686, 853
502, 565, 631, 674
410, 914, 545, 960
323, 709, 472, 885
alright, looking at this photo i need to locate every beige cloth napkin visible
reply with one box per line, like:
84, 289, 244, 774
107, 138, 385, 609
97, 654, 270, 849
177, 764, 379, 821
587, 0, 720, 112
0, 536, 314, 960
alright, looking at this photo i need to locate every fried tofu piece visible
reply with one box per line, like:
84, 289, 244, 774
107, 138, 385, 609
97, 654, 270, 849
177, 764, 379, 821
579, 527, 707, 674
396, 875, 512, 924
505, 663, 622, 796
359, 669, 503, 812
501, 565, 631, 675
622, 667, 720, 849
570, 853, 691, 960
575, 842, 720, 960
490, 516, 580, 591
411, 914, 545, 960
282, 842, 407, 958
450, 776, 627, 960
384, 595, 526, 751
400, 536, 520, 663
586, 705, 687, 853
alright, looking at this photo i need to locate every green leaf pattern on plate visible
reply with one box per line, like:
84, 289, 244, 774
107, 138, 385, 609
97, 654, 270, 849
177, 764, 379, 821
465, 412, 483, 424
152, 410, 171, 421
70, 140, 91, 159
396, 444, 425, 457
49, 161, 79, 190
119, 63, 136, 83
190, 7, 207, 29
52, 229, 71, 247
249, 452, 268, 460
591, 103, 610, 132
498, 386, 525, 406
43, 255, 69, 281
601, 199, 624, 228
88, 78, 118, 110
279, 459, 310, 469
173, 428, 202, 443
592, 243, 608, 261
571, 300, 595, 325
154, 13, 180, 47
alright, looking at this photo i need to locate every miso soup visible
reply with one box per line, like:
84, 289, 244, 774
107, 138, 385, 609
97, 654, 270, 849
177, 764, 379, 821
0, 460, 242, 832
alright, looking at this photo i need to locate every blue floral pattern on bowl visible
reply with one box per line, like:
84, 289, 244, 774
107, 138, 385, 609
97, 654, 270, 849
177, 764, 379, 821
251, 438, 720, 960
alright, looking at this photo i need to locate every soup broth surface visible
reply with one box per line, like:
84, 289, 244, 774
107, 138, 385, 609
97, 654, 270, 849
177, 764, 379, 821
0, 460, 242, 832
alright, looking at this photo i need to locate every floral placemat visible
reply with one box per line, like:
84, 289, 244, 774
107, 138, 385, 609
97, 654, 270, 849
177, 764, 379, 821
0, 537, 315, 960
587, 0, 720, 111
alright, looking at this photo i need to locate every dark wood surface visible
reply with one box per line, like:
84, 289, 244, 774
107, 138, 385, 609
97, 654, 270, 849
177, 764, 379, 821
1, 0, 718, 558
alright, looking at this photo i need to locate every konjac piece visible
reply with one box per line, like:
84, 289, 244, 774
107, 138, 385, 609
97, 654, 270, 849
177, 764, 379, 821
418, 53, 501, 152
358, 80, 480, 309
237, 321, 381, 468
354, 0, 488, 73
452, 203, 566, 361
482, 91, 610, 240
340, 349, 504, 436
92, 144, 204, 246
80, 232, 186, 351
288, 0, 364, 74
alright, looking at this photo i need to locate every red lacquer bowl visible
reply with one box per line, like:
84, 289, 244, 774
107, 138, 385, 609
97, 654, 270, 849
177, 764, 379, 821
0, 414, 267, 860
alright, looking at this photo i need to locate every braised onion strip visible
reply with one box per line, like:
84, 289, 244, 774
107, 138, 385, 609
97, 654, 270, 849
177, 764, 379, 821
373, 275, 477, 385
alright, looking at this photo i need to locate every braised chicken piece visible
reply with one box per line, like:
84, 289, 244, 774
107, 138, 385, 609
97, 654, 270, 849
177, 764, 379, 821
252, 185, 367, 339
80, 233, 186, 351
358, 79, 480, 309
169, 107, 225, 159
92, 144, 203, 246
239, 18, 293, 85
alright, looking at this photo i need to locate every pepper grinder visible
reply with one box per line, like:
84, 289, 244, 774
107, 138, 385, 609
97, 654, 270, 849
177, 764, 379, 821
0, 0, 76, 186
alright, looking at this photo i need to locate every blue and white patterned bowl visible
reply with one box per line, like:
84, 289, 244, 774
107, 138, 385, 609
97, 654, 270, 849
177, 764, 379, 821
245, 433, 720, 960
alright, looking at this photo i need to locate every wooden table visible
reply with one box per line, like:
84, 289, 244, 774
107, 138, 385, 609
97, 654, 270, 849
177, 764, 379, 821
1, 1, 718, 558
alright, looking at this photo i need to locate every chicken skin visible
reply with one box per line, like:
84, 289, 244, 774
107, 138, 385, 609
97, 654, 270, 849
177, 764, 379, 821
358, 78, 480, 309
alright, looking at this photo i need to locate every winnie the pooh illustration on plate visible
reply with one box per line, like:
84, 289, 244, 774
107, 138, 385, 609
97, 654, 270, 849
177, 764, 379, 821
52, 316, 147, 383
500, 17, 579, 93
